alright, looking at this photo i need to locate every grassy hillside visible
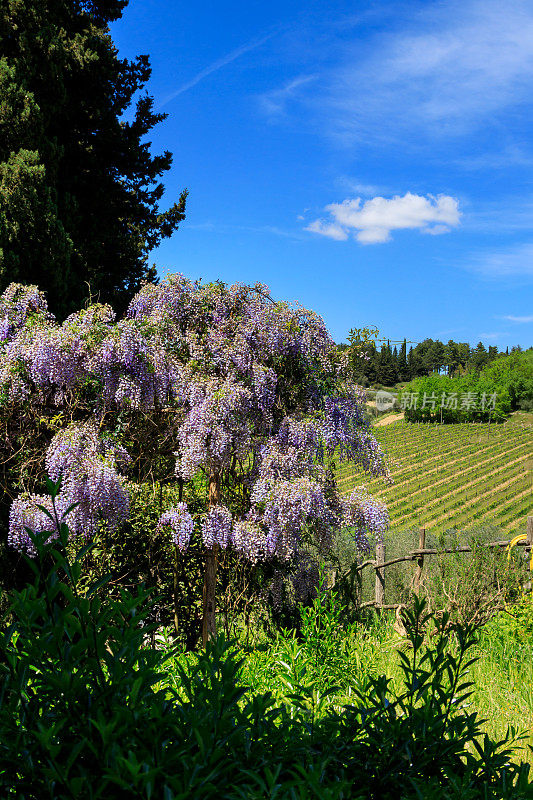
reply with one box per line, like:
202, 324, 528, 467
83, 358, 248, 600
337, 416, 533, 534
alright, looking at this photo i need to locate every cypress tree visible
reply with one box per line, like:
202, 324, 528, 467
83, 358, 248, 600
398, 338, 409, 380
0, 0, 187, 318
377, 342, 398, 386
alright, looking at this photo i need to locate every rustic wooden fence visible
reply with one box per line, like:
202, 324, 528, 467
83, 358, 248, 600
346, 516, 533, 611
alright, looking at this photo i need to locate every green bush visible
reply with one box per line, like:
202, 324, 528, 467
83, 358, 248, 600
0, 485, 533, 800
1, 489, 532, 798
400, 374, 511, 423
481, 351, 533, 412
481, 593, 533, 653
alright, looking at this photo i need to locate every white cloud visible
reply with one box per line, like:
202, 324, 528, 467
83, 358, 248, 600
469, 242, 533, 277
422, 224, 452, 236
455, 146, 533, 170
186, 221, 305, 241
335, 177, 386, 196
261, 0, 533, 145
305, 192, 460, 244
305, 219, 348, 241
465, 196, 533, 234
501, 314, 533, 323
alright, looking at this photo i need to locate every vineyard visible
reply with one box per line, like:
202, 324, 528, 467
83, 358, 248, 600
337, 417, 533, 534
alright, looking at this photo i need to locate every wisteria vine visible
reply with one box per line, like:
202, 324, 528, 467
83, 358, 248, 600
1, 275, 390, 565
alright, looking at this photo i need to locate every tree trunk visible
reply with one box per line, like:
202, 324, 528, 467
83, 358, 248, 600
202, 471, 220, 646
173, 545, 180, 636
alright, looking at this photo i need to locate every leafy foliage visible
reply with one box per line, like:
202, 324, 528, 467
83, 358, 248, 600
0, 277, 389, 640
400, 374, 512, 422
1, 521, 531, 799
0, 0, 187, 318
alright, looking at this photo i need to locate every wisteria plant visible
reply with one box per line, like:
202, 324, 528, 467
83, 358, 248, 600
0, 277, 389, 643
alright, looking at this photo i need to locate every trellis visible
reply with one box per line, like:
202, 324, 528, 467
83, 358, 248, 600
345, 516, 533, 610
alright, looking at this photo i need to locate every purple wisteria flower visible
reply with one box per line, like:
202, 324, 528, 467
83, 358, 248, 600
202, 505, 232, 548
342, 486, 390, 551
8, 494, 65, 556
2, 276, 390, 570
157, 503, 194, 551
8, 424, 131, 552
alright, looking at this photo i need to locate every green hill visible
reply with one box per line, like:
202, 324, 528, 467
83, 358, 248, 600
337, 417, 533, 534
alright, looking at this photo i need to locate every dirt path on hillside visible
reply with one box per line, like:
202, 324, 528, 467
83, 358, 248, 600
374, 413, 404, 427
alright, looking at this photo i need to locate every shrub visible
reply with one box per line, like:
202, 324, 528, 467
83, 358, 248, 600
1, 492, 531, 798
400, 374, 511, 423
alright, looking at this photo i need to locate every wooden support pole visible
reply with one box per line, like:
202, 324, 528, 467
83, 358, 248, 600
355, 562, 363, 608
526, 517, 533, 593
202, 472, 220, 646
375, 540, 385, 609
414, 528, 426, 595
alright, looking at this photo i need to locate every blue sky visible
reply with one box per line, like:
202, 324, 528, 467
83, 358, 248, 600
111, 0, 533, 348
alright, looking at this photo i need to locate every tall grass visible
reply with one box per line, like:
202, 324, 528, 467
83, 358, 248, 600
162, 582, 533, 767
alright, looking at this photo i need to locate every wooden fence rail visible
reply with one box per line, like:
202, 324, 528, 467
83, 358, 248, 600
345, 515, 533, 610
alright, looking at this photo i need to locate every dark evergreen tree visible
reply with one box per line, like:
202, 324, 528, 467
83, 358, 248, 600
457, 342, 471, 373
0, 0, 187, 318
470, 342, 489, 371
445, 340, 459, 376
408, 345, 424, 378
426, 339, 446, 374
376, 342, 398, 386
365, 342, 379, 385
398, 338, 410, 380
411, 339, 433, 375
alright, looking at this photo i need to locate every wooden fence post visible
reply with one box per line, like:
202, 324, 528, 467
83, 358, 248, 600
414, 528, 426, 594
355, 561, 363, 608
375, 540, 385, 609
526, 517, 533, 593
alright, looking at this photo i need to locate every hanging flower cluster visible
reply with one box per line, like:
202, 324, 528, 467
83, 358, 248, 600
8, 424, 130, 554
8, 494, 65, 557
201, 506, 232, 548
2, 274, 389, 562
157, 503, 194, 551
342, 486, 390, 551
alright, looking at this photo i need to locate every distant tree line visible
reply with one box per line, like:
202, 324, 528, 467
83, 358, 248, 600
398, 348, 533, 422
340, 332, 527, 387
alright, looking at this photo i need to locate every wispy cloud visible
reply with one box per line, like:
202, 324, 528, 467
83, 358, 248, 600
468, 242, 533, 278
454, 146, 533, 171
185, 220, 305, 241
305, 192, 460, 244
305, 220, 348, 241
501, 314, 533, 323
478, 332, 509, 340
465, 196, 533, 235
328, 0, 533, 143
158, 33, 273, 109
335, 177, 388, 196
261, 0, 533, 146
259, 75, 316, 118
